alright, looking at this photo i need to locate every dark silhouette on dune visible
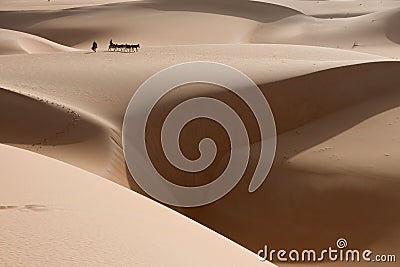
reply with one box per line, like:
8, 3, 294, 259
91, 41, 97, 52
108, 40, 140, 53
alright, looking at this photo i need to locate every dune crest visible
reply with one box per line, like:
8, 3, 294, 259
0, 144, 272, 266
0, 28, 77, 55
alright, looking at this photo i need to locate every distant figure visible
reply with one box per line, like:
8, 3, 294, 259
110, 39, 113, 46
91, 41, 98, 52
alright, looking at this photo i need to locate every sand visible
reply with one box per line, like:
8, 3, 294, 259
0, 144, 269, 266
0, 0, 399, 266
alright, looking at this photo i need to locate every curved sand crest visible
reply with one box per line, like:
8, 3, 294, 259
0, 0, 141, 11
0, 144, 273, 266
0, 28, 77, 55
141, 61, 400, 263
0, 0, 302, 48
0, 88, 124, 186
263, 0, 400, 18
251, 7, 400, 58
126, 61, 399, 267
0, 44, 386, 128
2, 0, 400, 58
0, 44, 387, 188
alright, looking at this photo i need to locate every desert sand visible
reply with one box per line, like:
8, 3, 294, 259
0, 144, 269, 266
1, 0, 400, 266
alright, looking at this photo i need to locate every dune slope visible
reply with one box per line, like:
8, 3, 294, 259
0, 45, 387, 188
1, 0, 400, 58
0, 28, 77, 55
0, 144, 272, 266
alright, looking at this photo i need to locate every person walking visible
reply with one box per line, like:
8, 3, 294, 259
91, 41, 98, 52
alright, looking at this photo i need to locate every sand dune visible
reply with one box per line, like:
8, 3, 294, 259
252, 7, 400, 57
264, 0, 400, 18
0, 0, 303, 48
0, 28, 77, 55
0, 144, 271, 266
0, 88, 120, 185
175, 61, 400, 260
1, 0, 400, 58
0, 1, 265, 47
0, 44, 386, 188
1, 0, 400, 266
0, 0, 140, 11
1, 47, 399, 266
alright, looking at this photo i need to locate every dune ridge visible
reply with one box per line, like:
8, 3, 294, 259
0, 45, 388, 185
0, 144, 272, 266
0, 28, 78, 55
1, 0, 400, 58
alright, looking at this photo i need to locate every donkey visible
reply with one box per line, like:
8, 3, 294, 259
115, 44, 125, 52
108, 39, 116, 51
108, 43, 117, 51
131, 43, 140, 52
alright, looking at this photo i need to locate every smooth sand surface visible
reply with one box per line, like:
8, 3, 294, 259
0, 144, 271, 266
1, 0, 399, 266
0, 28, 78, 55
